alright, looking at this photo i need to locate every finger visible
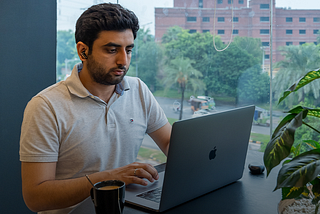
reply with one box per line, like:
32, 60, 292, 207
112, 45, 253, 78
134, 167, 158, 183
142, 164, 159, 180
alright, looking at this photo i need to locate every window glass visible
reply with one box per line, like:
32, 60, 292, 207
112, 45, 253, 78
299, 17, 306, 22
217, 29, 225, 34
218, 17, 225, 22
199, 0, 203, 8
286, 17, 293, 22
260, 29, 269, 34
57, 0, 320, 165
286, 29, 293, 34
299, 29, 306, 34
314, 17, 320, 22
202, 17, 210, 22
260, 17, 269, 22
260, 4, 269, 9
187, 17, 197, 22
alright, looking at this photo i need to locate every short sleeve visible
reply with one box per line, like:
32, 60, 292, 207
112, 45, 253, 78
19, 96, 60, 162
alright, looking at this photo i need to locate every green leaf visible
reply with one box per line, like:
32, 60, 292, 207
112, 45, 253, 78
264, 112, 304, 176
304, 140, 320, 149
275, 149, 320, 191
281, 186, 304, 200
278, 69, 320, 104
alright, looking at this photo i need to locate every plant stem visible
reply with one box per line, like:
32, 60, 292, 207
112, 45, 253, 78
315, 203, 319, 214
303, 121, 320, 135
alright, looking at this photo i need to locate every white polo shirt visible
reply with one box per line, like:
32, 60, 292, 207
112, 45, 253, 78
19, 63, 168, 181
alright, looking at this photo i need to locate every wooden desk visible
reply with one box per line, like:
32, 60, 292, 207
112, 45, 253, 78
124, 150, 281, 214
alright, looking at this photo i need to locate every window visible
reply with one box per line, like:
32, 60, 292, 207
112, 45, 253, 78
260, 4, 269, 9
233, 29, 238, 34
199, 0, 203, 8
260, 17, 269, 22
286, 42, 293, 46
314, 17, 320, 23
218, 0, 223, 4
189, 29, 197, 33
265, 54, 270, 59
260, 29, 269, 34
202, 17, 210, 22
262, 42, 269, 46
218, 17, 225, 22
238, 0, 244, 4
187, 17, 197, 22
314, 29, 319, 34
202, 29, 210, 33
228, 0, 233, 4
286, 30, 293, 35
299, 42, 306, 45
299, 30, 306, 35
233, 17, 238, 22
217, 30, 225, 34
299, 17, 306, 22
286, 17, 293, 22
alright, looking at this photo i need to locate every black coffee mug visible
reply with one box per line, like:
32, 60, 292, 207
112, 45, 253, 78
90, 180, 125, 214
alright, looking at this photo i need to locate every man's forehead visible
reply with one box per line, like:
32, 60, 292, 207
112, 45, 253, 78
96, 29, 134, 44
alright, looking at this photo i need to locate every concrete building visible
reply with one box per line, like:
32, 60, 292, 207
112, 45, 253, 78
155, 0, 320, 70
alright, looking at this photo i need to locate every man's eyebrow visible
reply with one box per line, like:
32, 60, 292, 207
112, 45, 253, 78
103, 42, 135, 48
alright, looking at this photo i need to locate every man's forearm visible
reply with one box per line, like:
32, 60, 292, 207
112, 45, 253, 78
22, 162, 108, 212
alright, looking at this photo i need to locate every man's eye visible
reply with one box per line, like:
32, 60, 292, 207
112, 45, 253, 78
126, 49, 132, 54
108, 49, 117, 53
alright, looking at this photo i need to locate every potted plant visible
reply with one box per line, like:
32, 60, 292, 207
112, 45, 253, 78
263, 69, 320, 214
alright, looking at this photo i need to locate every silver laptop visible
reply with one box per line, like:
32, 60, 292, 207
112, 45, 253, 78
125, 105, 255, 212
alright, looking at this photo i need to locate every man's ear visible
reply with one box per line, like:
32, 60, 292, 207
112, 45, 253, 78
77, 42, 89, 61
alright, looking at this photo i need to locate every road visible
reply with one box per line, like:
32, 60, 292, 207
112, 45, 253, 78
141, 97, 283, 151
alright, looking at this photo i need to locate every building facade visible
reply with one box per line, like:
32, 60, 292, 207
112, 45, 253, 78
155, 0, 320, 69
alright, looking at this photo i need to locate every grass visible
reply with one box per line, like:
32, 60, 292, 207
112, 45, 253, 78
137, 147, 167, 164
250, 132, 270, 152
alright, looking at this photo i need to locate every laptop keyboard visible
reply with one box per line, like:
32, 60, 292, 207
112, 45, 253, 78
137, 187, 162, 203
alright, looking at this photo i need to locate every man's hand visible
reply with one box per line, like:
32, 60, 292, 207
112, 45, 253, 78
108, 162, 159, 186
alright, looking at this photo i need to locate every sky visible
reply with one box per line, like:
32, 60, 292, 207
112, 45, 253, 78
57, 0, 320, 34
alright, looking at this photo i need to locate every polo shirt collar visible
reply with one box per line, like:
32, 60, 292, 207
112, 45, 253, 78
65, 63, 130, 98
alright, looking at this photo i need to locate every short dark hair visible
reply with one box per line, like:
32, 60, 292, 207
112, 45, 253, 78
75, 3, 139, 53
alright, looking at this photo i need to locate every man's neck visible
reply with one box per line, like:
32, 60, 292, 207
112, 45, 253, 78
78, 70, 115, 103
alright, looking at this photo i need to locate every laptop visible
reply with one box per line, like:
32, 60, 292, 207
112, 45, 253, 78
125, 105, 255, 212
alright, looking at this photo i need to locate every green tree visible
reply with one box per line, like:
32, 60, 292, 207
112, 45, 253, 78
204, 43, 259, 103
130, 28, 162, 91
237, 64, 270, 104
233, 37, 263, 62
273, 43, 320, 108
56, 30, 79, 79
163, 57, 205, 120
161, 26, 261, 104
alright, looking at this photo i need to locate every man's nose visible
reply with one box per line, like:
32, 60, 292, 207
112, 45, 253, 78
116, 49, 128, 66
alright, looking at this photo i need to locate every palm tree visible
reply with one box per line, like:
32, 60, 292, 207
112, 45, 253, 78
273, 43, 320, 107
162, 57, 205, 120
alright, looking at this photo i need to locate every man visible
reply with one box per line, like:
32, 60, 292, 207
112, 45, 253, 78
19, 3, 171, 213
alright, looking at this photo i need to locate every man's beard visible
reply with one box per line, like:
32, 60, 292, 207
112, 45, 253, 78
86, 56, 128, 85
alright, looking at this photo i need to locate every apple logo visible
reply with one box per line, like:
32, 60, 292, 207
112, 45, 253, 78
209, 146, 217, 160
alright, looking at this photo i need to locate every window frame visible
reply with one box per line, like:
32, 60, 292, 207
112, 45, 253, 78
187, 17, 197, 22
